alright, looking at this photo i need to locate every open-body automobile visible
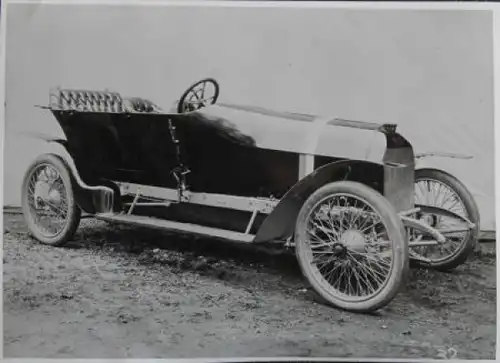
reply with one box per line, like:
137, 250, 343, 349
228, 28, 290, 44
21, 78, 480, 313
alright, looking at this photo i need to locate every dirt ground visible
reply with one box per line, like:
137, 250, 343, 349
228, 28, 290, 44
2, 211, 497, 359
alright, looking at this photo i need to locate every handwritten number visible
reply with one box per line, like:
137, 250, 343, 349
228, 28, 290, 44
437, 347, 457, 359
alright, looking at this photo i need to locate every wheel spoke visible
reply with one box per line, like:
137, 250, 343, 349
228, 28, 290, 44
180, 80, 218, 112
25, 164, 70, 238
301, 192, 395, 301
411, 177, 469, 263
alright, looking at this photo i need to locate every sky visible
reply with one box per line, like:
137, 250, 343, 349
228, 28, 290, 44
3, 4, 495, 229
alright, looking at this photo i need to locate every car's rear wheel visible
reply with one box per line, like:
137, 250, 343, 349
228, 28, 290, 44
409, 168, 480, 271
294, 181, 408, 313
21, 154, 81, 246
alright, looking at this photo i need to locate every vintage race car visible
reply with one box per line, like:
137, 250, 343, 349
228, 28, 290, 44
21, 78, 480, 313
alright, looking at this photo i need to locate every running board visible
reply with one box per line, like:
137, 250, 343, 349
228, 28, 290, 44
94, 213, 255, 243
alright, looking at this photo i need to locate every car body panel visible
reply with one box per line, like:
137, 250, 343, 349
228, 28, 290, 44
47, 101, 398, 197
31, 86, 417, 242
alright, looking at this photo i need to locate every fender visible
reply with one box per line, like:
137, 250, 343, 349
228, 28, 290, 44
254, 159, 385, 243
415, 151, 473, 170
415, 151, 473, 160
22, 132, 115, 214
254, 127, 415, 244
414, 154, 487, 201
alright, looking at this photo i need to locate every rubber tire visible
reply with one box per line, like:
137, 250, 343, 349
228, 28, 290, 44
295, 181, 409, 313
21, 153, 82, 247
411, 168, 480, 271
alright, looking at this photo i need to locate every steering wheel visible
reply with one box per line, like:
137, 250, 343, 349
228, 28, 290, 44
177, 78, 220, 114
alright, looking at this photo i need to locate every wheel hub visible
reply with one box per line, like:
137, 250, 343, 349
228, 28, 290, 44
330, 242, 346, 257
34, 181, 62, 208
48, 189, 62, 204
420, 213, 439, 228
340, 229, 366, 253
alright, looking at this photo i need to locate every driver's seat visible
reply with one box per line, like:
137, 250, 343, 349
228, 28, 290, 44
123, 97, 162, 113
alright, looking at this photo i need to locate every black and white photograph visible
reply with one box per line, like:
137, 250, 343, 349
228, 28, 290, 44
1, 1, 497, 360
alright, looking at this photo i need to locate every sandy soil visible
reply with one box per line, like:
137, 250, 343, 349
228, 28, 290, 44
3, 212, 497, 359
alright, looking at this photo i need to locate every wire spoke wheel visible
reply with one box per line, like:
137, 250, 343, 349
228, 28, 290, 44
295, 181, 407, 313
26, 164, 70, 237
21, 154, 81, 246
409, 169, 480, 270
412, 179, 467, 259
307, 195, 393, 299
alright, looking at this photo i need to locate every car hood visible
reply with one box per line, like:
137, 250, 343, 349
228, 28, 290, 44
189, 103, 390, 164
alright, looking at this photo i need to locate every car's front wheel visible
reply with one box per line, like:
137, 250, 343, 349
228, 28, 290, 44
410, 168, 480, 271
294, 181, 408, 313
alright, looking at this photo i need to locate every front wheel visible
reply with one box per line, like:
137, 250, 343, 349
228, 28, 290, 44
410, 168, 480, 271
294, 181, 408, 313
21, 154, 81, 246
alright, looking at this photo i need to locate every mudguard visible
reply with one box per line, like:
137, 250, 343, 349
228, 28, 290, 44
254, 159, 385, 243
254, 127, 415, 243
21, 132, 115, 214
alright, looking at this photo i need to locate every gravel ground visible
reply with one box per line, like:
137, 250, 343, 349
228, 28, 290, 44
3, 212, 497, 359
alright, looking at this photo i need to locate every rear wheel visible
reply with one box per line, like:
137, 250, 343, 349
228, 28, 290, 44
295, 181, 408, 313
410, 168, 480, 271
21, 154, 81, 246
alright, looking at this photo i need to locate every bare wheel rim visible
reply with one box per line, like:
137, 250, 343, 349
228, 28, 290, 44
183, 81, 217, 112
25, 163, 71, 238
411, 177, 469, 262
302, 193, 395, 303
